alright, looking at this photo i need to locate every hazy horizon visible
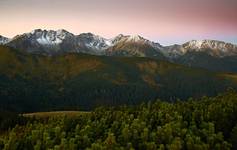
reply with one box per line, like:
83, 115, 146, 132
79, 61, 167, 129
0, 0, 236, 45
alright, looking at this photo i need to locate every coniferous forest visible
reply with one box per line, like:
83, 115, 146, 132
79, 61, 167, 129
1, 90, 237, 150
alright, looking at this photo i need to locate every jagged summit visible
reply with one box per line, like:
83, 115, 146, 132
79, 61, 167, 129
26, 29, 74, 45
162, 39, 237, 59
77, 32, 112, 50
127, 34, 144, 42
184, 39, 236, 50
111, 34, 147, 43
181, 39, 237, 57
0, 35, 10, 45
1, 29, 237, 58
30, 29, 71, 34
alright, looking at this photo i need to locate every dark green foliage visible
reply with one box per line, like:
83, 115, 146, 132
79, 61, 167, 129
230, 125, 237, 150
1, 91, 237, 149
0, 110, 27, 131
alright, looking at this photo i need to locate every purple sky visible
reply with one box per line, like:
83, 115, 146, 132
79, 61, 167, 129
0, 0, 236, 45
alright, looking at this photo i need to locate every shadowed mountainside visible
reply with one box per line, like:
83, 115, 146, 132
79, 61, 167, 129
1, 45, 237, 112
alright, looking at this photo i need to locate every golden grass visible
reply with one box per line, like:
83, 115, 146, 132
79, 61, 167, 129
221, 73, 237, 83
137, 61, 159, 75
22, 111, 90, 118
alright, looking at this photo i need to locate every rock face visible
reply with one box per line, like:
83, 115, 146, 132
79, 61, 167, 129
105, 34, 165, 59
164, 40, 237, 59
4, 30, 166, 57
5, 29, 113, 55
2, 29, 237, 58
182, 40, 237, 57
77, 33, 112, 50
6, 29, 79, 55
0, 35, 9, 45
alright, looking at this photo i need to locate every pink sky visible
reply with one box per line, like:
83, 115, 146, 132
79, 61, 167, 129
0, 0, 236, 45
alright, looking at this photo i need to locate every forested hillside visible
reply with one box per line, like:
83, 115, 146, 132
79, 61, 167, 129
1, 45, 237, 112
0, 90, 237, 150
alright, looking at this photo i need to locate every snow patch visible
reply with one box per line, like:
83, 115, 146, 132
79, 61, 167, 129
0, 36, 10, 45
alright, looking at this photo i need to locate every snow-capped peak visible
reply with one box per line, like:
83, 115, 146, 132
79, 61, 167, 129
114, 34, 124, 39
28, 29, 74, 45
162, 39, 237, 58
30, 29, 42, 34
0, 35, 10, 45
110, 34, 146, 43
185, 40, 204, 49
183, 39, 237, 53
4, 29, 237, 58
56, 29, 69, 34
77, 33, 112, 50
111, 34, 126, 44
110, 34, 164, 50
127, 35, 144, 42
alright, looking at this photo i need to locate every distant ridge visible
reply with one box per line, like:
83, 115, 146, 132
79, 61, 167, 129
1, 29, 237, 72
0, 29, 236, 57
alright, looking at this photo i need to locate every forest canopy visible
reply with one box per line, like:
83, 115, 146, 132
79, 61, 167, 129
0, 90, 237, 150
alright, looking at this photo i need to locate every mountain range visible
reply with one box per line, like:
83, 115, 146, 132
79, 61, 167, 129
1, 29, 237, 72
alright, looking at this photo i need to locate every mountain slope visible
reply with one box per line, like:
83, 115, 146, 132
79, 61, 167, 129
77, 33, 112, 51
0, 35, 9, 45
6, 29, 82, 55
165, 40, 237, 72
183, 40, 237, 57
6, 29, 112, 55
174, 51, 237, 72
106, 35, 165, 59
165, 40, 237, 58
1, 45, 237, 112
5, 30, 166, 58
